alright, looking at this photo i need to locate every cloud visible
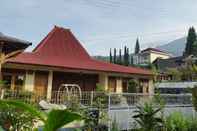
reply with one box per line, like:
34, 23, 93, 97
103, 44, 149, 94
0, 0, 197, 55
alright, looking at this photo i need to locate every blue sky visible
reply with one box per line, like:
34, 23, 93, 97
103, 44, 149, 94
1, 0, 197, 55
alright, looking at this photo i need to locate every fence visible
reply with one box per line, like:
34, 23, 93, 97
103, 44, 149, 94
0, 89, 193, 106
0, 89, 194, 130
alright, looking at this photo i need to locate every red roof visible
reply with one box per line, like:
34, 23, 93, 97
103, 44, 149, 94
8, 26, 152, 75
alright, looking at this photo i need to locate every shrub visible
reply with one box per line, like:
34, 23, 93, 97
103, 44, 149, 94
128, 79, 138, 93
133, 101, 163, 131
165, 112, 191, 131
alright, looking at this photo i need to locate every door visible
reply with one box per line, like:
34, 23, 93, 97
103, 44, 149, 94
108, 77, 116, 92
34, 71, 48, 97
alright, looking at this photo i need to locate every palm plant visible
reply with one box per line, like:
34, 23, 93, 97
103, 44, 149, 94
0, 100, 81, 131
133, 101, 163, 131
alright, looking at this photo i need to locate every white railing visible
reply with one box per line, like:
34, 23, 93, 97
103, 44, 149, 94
0, 90, 193, 107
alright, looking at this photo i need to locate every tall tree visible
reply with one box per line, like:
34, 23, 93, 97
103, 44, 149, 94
126, 48, 129, 66
193, 41, 197, 56
109, 48, 112, 63
130, 54, 134, 66
124, 46, 127, 65
134, 38, 140, 54
113, 48, 117, 64
118, 49, 122, 64
184, 27, 197, 56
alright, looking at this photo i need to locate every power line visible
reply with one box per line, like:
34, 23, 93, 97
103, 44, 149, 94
82, 28, 186, 42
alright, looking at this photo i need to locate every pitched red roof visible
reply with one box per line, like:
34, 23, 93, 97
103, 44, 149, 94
8, 26, 152, 75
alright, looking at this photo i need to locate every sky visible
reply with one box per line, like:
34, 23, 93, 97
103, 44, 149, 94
1, 0, 197, 56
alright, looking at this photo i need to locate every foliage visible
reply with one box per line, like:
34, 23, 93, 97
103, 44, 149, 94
133, 100, 163, 131
184, 27, 197, 56
110, 48, 112, 63
151, 64, 159, 82
135, 38, 140, 54
96, 84, 105, 92
0, 105, 36, 131
192, 86, 197, 112
123, 46, 130, 66
111, 118, 120, 131
43, 109, 81, 131
117, 49, 122, 65
128, 79, 138, 93
114, 48, 117, 64
165, 112, 190, 131
0, 100, 81, 131
166, 68, 182, 81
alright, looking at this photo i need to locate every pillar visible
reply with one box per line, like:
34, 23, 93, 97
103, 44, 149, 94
47, 70, 53, 100
98, 73, 108, 91
116, 77, 122, 93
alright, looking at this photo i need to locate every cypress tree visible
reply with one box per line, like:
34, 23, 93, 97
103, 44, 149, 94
184, 27, 197, 56
130, 55, 134, 66
113, 48, 117, 64
126, 48, 129, 66
118, 49, 122, 65
109, 48, 112, 63
193, 41, 197, 56
135, 38, 140, 54
124, 46, 127, 65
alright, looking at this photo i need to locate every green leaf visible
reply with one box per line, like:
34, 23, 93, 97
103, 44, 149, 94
43, 109, 81, 131
0, 100, 46, 122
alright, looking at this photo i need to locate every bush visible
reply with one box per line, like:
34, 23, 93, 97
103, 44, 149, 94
133, 101, 163, 131
165, 112, 189, 131
128, 80, 138, 93
0, 102, 36, 130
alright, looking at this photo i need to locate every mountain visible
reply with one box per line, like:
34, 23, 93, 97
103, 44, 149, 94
156, 37, 186, 56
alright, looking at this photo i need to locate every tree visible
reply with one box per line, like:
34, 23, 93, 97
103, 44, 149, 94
117, 49, 122, 65
184, 27, 197, 56
130, 55, 134, 66
113, 48, 117, 64
123, 46, 129, 66
124, 46, 127, 65
135, 38, 140, 54
109, 48, 112, 63
126, 48, 130, 66
192, 41, 197, 56
166, 68, 182, 81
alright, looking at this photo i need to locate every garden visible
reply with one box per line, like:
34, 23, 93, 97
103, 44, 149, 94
0, 86, 197, 131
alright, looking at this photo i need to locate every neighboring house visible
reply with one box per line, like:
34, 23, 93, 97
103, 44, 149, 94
153, 56, 184, 72
2, 26, 154, 99
133, 48, 172, 66
153, 55, 197, 81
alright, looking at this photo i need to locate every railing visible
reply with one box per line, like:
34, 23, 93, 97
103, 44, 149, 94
0, 89, 193, 107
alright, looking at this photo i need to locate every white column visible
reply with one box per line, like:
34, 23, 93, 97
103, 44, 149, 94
24, 71, 35, 92
47, 70, 53, 100
98, 73, 108, 91
116, 77, 122, 93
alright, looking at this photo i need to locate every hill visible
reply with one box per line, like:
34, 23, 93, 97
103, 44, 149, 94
156, 37, 186, 56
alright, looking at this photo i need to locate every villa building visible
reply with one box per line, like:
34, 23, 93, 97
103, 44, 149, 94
2, 26, 153, 99
133, 48, 172, 66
